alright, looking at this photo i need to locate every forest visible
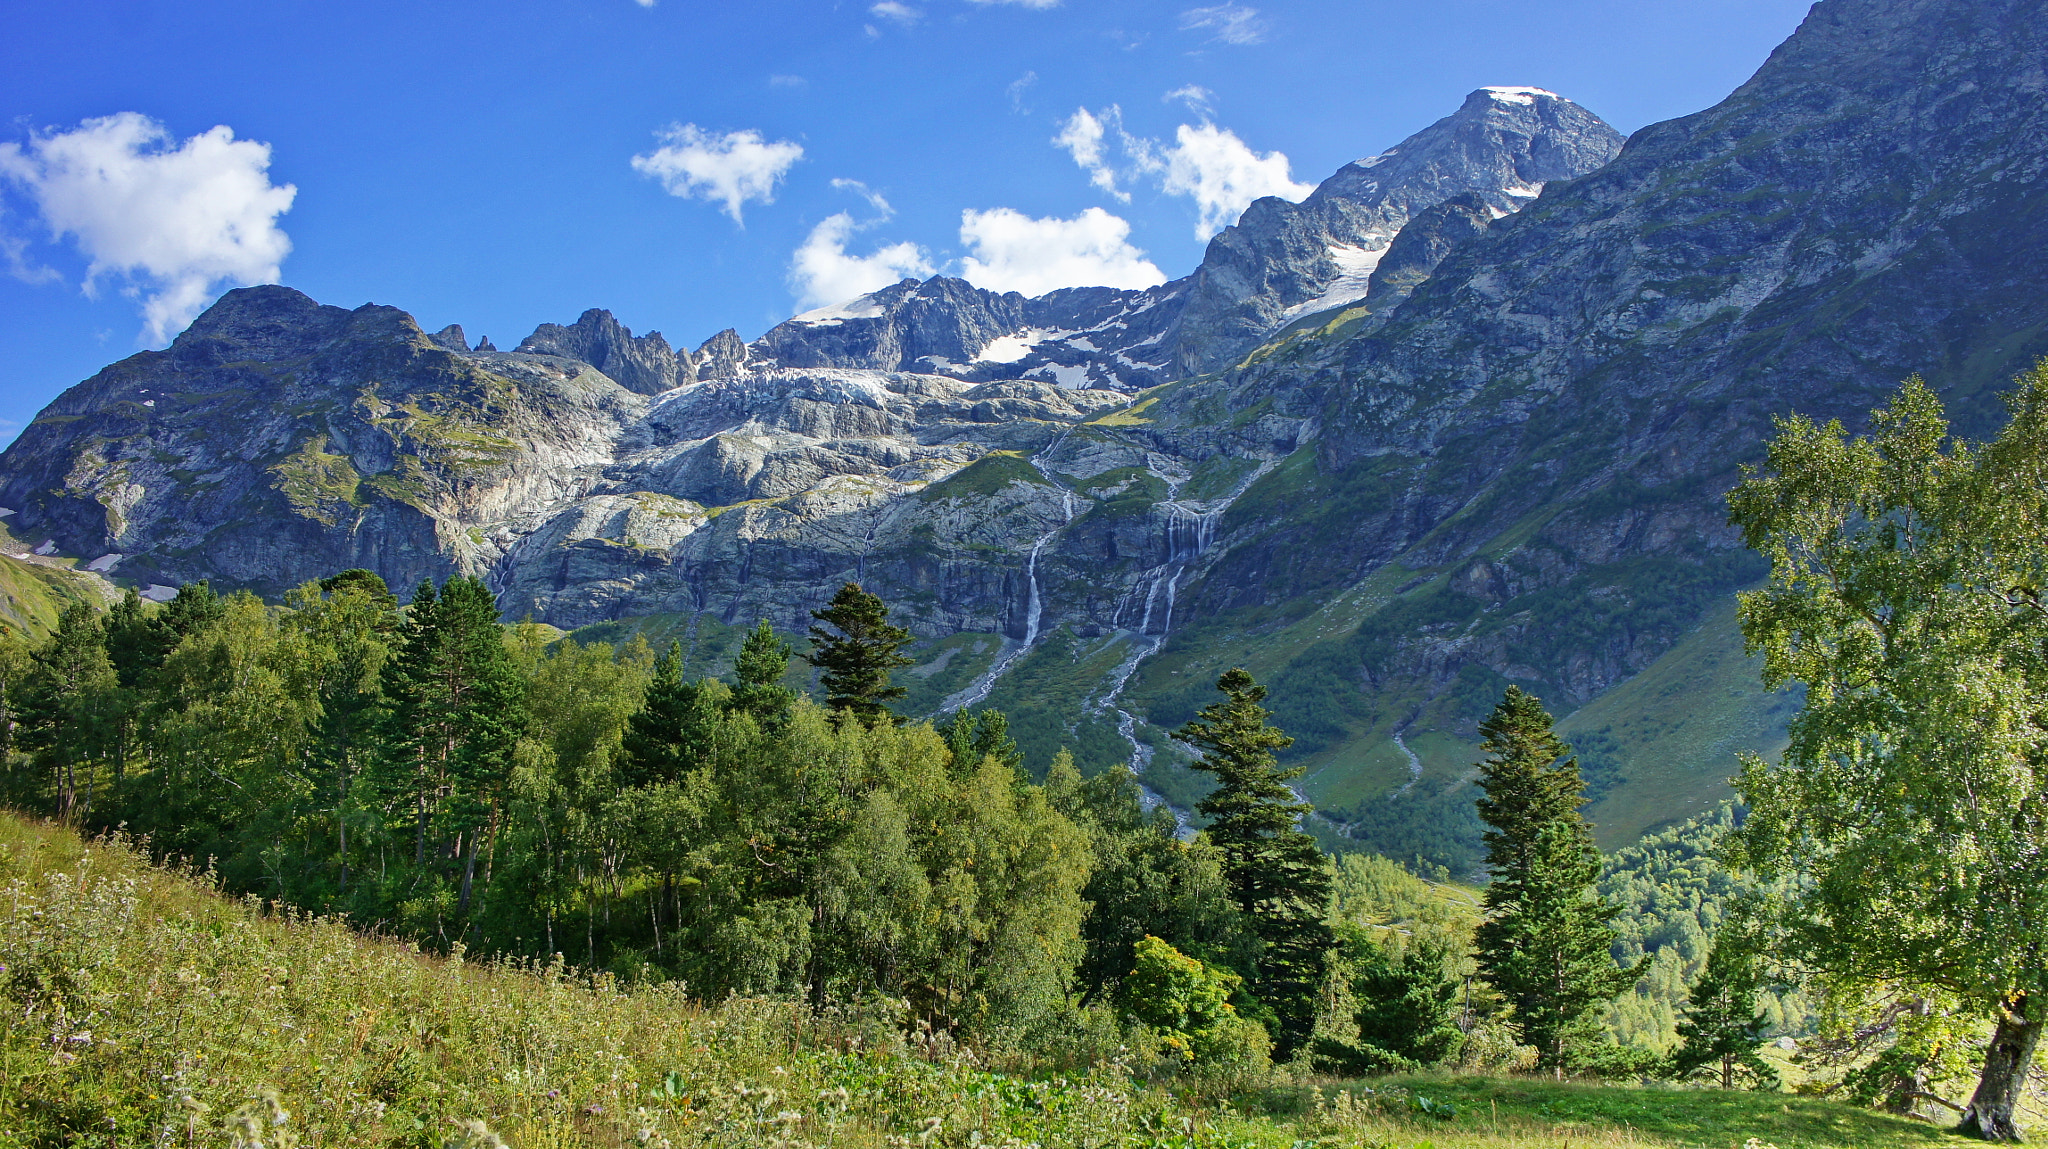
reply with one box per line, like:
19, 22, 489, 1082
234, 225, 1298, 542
7, 369, 2048, 1143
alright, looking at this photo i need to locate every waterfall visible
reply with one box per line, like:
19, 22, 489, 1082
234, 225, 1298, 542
1094, 458, 1281, 815
942, 444, 1080, 713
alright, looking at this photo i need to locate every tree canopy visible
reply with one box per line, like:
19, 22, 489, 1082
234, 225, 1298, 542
1727, 366, 2048, 1139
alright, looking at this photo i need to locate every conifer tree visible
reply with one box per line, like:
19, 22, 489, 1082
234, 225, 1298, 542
937, 707, 1021, 776
619, 641, 718, 787
296, 570, 399, 892
806, 583, 913, 724
1671, 933, 1774, 1088
374, 577, 525, 912
729, 619, 797, 724
1316, 924, 1466, 1073
1175, 667, 1332, 1055
1472, 686, 1636, 1072
17, 601, 119, 817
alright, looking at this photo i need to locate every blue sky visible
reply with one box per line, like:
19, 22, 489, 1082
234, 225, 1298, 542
0, 0, 1816, 442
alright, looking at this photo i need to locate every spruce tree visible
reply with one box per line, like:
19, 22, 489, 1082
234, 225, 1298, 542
729, 619, 797, 725
298, 570, 398, 893
1672, 934, 1774, 1088
1175, 667, 1332, 1055
435, 577, 526, 915
16, 601, 118, 818
619, 641, 717, 787
1316, 924, 1465, 1073
805, 583, 913, 724
1472, 686, 1636, 1073
373, 576, 525, 912
937, 708, 1022, 776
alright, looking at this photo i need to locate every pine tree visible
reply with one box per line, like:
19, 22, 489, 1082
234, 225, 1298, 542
805, 583, 913, 724
1175, 667, 1332, 1055
1471, 686, 1636, 1072
1672, 933, 1774, 1089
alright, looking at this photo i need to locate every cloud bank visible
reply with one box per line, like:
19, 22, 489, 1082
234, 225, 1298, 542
0, 112, 296, 344
631, 124, 802, 223
958, 207, 1165, 296
1054, 107, 1312, 239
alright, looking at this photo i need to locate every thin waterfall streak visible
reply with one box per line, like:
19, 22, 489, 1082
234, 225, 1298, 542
941, 432, 1086, 713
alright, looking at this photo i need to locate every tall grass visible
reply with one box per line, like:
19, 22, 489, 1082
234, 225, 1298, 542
0, 813, 1959, 1148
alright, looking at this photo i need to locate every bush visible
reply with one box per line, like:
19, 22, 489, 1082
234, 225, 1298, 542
1123, 935, 1272, 1079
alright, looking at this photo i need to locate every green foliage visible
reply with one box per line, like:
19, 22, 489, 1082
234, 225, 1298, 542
729, 617, 797, 724
1472, 687, 1638, 1072
0, 812, 1974, 1149
1671, 928, 1776, 1089
1315, 925, 1466, 1074
1727, 368, 2048, 1136
1123, 934, 1271, 1072
1176, 668, 1332, 1054
1045, 750, 1244, 1001
806, 581, 914, 724
936, 707, 1021, 775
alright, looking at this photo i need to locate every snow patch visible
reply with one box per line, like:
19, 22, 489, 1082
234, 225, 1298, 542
1279, 242, 1388, 321
86, 554, 122, 573
1029, 363, 1093, 389
792, 294, 888, 325
975, 331, 1044, 364
141, 584, 178, 603
1483, 86, 1559, 106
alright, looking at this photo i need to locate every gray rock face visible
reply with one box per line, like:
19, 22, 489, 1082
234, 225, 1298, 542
745, 89, 1623, 391
693, 329, 751, 380
1167, 87, 1624, 374
1361, 193, 1494, 310
517, 308, 692, 395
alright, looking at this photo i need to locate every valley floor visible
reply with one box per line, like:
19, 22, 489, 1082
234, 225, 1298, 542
0, 813, 1980, 1148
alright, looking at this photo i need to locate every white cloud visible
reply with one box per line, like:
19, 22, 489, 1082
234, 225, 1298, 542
630, 124, 802, 223
829, 177, 893, 215
1179, 4, 1267, 44
966, 0, 1061, 8
958, 207, 1165, 296
789, 213, 934, 311
1007, 71, 1039, 114
1054, 107, 1311, 239
0, 112, 296, 343
633, 0, 655, 7
1163, 85, 1214, 115
1054, 108, 1126, 201
1158, 122, 1313, 237
768, 74, 808, 89
870, 1, 920, 22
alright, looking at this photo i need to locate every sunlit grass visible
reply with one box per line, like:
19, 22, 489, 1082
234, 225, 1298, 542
0, 813, 1972, 1148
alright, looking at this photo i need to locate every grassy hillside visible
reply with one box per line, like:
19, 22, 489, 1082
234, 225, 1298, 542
0, 550, 110, 638
0, 811, 1984, 1148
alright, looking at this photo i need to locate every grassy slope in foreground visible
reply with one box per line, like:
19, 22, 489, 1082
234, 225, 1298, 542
0, 813, 1964, 1149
